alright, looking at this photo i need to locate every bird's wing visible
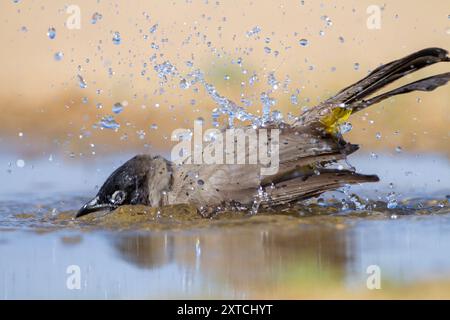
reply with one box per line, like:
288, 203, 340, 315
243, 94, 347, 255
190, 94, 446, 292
169, 124, 361, 207
263, 169, 379, 207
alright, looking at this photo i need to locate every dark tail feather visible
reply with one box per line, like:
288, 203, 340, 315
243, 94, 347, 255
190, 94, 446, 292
297, 48, 449, 128
325, 47, 449, 106
351, 72, 450, 112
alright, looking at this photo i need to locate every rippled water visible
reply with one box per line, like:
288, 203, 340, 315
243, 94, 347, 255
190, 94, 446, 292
1, 152, 450, 298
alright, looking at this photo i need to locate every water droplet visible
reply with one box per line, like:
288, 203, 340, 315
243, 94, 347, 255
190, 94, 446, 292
150, 123, 158, 130
353, 62, 360, 70
290, 94, 298, 105
260, 92, 276, 123
339, 122, 352, 134
149, 24, 158, 33
154, 61, 177, 80
16, 159, 25, 168
395, 146, 403, 153
54, 51, 64, 61
179, 78, 190, 89
212, 109, 220, 127
112, 102, 124, 114
386, 192, 398, 209
321, 15, 333, 27
264, 46, 271, 54
47, 27, 56, 40
224, 75, 230, 81
197, 179, 204, 186
375, 132, 381, 140
91, 12, 103, 24
112, 32, 121, 45
298, 39, 309, 47
77, 75, 87, 88
246, 26, 261, 37
338, 36, 345, 43
272, 110, 283, 122
99, 115, 120, 130
267, 72, 279, 90
136, 130, 146, 140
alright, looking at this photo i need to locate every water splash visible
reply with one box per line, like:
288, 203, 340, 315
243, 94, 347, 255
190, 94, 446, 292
246, 26, 261, 37
260, 92, 275, 124
154, 61, 177, 81
339, 122, 353, 134
387, 192, 398, 209
99, 115, 120, 130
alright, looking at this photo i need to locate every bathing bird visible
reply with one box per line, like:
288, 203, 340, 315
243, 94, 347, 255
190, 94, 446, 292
77, 47, 450, 217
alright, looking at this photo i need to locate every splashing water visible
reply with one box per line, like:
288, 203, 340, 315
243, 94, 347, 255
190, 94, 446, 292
339, 122, 353, 134
260, 92, 276, 124
154, 61, 177, 81
99, 115, 120, 130
246, 26, 261, 37
387, 192, 398, 209
151, 59, 265, 128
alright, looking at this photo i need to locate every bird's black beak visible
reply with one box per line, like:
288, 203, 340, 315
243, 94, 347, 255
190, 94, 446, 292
76, 197, 115, 218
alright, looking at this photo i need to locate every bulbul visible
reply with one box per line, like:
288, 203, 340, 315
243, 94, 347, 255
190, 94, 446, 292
77, 47, 450, 218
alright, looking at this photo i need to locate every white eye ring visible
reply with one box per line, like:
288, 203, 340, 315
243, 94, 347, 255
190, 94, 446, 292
110, 190, 126, 204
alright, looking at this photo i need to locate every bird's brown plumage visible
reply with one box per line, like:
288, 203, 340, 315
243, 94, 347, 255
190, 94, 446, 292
77, 47, 450, 217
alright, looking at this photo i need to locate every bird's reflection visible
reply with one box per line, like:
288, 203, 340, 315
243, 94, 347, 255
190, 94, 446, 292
110, 221, 351, 294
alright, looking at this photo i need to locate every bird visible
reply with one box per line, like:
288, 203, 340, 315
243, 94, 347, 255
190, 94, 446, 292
76, 47, 450, 218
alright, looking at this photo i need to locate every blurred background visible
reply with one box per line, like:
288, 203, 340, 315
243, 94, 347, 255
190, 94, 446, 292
1, 0, 449, 160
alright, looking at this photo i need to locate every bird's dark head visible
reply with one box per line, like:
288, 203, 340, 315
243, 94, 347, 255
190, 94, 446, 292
76, 155, 154, 218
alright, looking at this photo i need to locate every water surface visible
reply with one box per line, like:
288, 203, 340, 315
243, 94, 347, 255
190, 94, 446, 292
1, 152, 450, 299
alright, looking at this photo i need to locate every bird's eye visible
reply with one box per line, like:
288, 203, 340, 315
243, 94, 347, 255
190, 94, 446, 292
110, 190, 126, 205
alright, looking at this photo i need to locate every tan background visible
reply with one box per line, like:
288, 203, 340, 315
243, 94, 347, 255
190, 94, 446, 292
0, 0, 449, 158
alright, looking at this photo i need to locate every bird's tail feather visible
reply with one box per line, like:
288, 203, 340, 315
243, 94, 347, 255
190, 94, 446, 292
260, 48, 448, 207
297, 47, 450, 131
351, 72, 450, 112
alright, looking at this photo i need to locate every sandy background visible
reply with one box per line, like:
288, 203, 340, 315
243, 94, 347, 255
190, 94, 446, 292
0, 0, 449, 159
